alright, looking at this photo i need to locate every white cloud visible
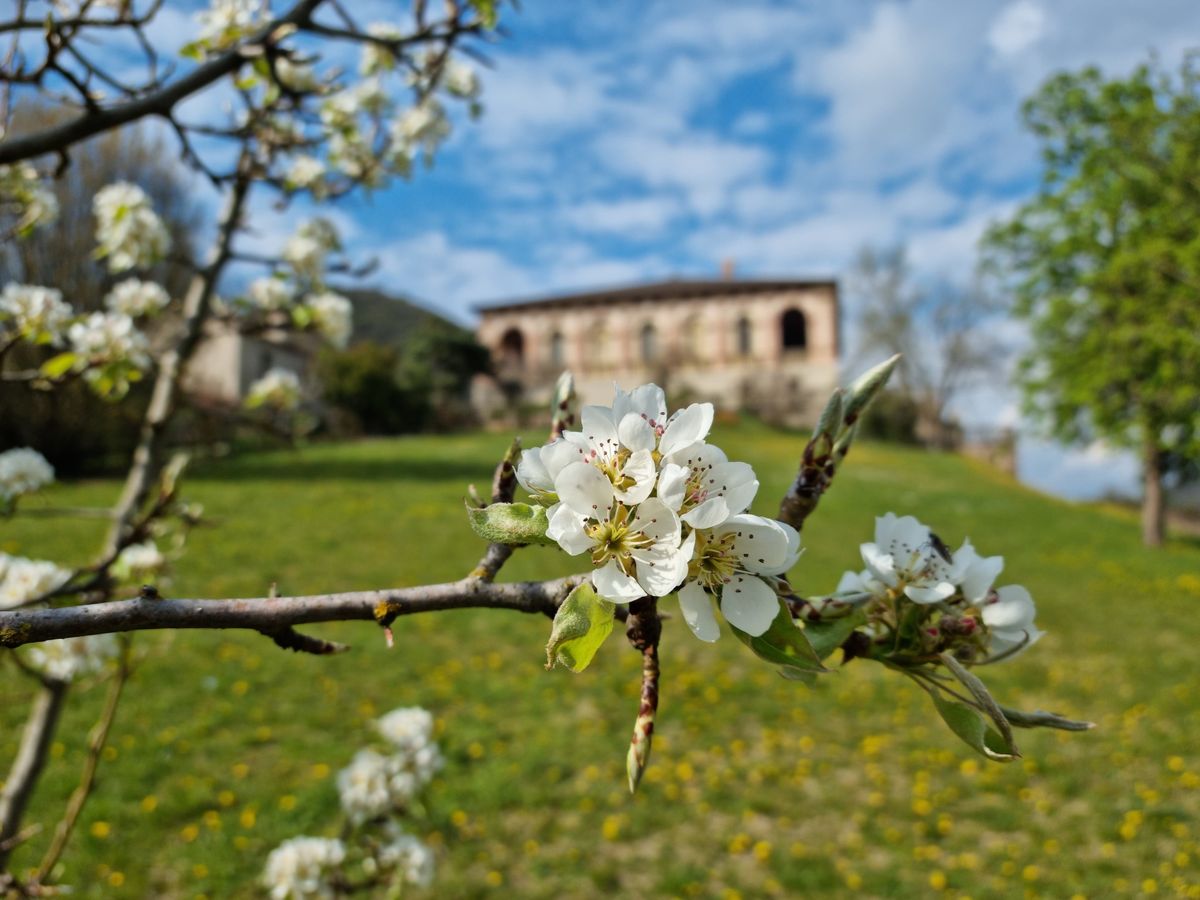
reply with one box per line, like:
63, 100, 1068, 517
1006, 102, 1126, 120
562, 196, 684, 238
988, 1, 1048, 57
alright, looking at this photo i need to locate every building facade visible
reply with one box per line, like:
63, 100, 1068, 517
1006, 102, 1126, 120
473, 278, 840, 426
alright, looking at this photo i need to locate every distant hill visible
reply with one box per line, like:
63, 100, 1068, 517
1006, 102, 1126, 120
333, 287, 468, 348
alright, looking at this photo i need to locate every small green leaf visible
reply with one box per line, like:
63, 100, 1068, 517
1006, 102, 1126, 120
545, 582, 614, 673
465, 501, 555, 546
40, 351, 78, 379
803, 608, 868, 660
732, 598, 826, 674
928, 690, 1019, 762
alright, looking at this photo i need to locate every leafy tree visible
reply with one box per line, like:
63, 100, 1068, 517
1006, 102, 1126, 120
984, 52, 1200, 546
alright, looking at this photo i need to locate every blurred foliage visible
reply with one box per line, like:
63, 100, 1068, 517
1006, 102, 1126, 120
857, 390, 920, 445
317, 321, 490, 435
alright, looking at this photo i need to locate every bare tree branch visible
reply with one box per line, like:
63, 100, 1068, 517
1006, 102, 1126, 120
0, 678, 68, 869
0, 575, 582, 649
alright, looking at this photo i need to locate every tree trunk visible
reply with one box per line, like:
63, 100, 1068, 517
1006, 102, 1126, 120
1142, 438, 1166, 547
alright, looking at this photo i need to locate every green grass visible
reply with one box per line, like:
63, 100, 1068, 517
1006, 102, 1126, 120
3, 421, 1199, 899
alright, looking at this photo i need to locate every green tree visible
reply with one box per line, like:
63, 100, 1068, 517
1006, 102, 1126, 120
984, 52, 1200, 546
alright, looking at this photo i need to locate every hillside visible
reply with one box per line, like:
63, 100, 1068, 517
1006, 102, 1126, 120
333, 287, 470, 348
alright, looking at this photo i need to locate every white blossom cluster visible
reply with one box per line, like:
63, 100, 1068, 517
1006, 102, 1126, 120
337, 707, 442, 824
838, 513, 1043, 661
92, 182, 171, 273
518, 383, 800, 640
0, 553, 71, 609
304, 292, 352, 349
0, 283, 73, 344
245, 277, 296, 312
262, 836, 346, 900
0, 162, 59, 236
283, 218, 340, 282
285, 155, 327, 195
0, 447, 55, 506
68, 311, 152, 384
194, 0, 268, 53
23, 634, 118, 682
104, 278, 171, 318
245, 368, 302, 412
371, 822, 435, 888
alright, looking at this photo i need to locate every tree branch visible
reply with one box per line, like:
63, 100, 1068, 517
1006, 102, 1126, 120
0, 575, 581, 649
0, 678, 68, 869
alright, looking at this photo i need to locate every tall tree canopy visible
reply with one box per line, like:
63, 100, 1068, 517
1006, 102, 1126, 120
984, 52, 1200, 546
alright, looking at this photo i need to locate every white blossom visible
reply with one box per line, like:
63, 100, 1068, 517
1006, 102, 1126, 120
376, 707, 434, 753
0, 283, 73, 344
0, 554, 70, 609
860, 513, 967, 605
246, 368, 302, 411
262, 836, 345, 900
104, 278, 170, 318
93, 182, 170, 272
980, 584, 1044, 659
304, 292, 353, 348
441, 58, 480, 99
286, 155, 326, 193
675, 514, 801, 641
195, 0, 267, 51
274, 57, 319, 92
112, 541, 166, 583
375, 824, 435, 888
0, 447, 55, 505
390, 100, 451, 165
23, 634, 117, 682
360, 22, 403, 75
0, 162, 58, 235
68, 311, 151, 371
245, 277, 296, 311
336, 748, 428, 824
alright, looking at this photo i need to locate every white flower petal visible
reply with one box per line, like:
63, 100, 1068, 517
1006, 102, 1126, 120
614, 448, 656, 504
541, 435, 589, 481
720, 575, 781, 637
958, 542, 1005, 604
657, 463, 689, 512
555, 462, 613, 518
678, 581, 720, 642
659, 402, 714, 457
681, 496, 731, 529
665, 440, 727, 470
720, 514, 791, 574
630, 497, 680, 545
592, 559, 644, 603
546, 503, 593, 555
904, 582, 956, 604
580, 405, 620, 459
515, 447, 551, 494
860, 542, 899, 587
617, 413, 656, 452
981, 584, 1037, 629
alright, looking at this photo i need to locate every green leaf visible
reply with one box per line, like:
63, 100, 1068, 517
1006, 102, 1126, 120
465, 501, 556, 546
467, 0, 499, 28
732, 598, 826, 675
545, 582, 614, 672
928, 690, 1019, 762
40, 351, 78, 379
803, 608, 868, 660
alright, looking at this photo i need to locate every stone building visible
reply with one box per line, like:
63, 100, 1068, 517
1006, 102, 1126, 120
473, 277, 840, 426
184, 323, 313, 406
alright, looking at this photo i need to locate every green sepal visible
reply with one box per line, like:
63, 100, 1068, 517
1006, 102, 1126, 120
545, 582, 615, 673
732, 598, 826, 677
465, 501, 555, 546
928, 691, 1019, 762
803, 608, 868, 661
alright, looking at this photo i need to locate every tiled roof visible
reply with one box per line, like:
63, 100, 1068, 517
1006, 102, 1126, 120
475, 278, 836, 314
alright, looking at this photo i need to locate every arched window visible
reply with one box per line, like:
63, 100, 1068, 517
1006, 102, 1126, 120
781, 308, 807, 350
549, 331, 565, 368
640, 323, 658, 363
736, 316, 753, 356
499, 327, 524, 366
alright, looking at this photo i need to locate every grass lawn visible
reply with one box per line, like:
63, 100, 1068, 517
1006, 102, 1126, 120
2, 420, 1199, 898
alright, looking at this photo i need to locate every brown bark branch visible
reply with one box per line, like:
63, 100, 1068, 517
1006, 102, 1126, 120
624, 596, 661, 793
0, 576, 580, 649
0, 679, 68, 870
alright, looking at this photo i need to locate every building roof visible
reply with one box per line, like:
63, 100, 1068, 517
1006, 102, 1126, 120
475, 278, 837, 314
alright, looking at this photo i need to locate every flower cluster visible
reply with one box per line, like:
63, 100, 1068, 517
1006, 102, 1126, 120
23, 634, 118, 682
0, 162, 59, 236
283, 218, 341, 283
245, 368, 302, 412
303, 292, 352, 349
0, 447, 55, 507
518, 383, 800, 639
112, 540, 167, 585
0, 283, 73, 345
837, 513, 1043, 663
262, 836, 346, 900
68, 311, 152, 395
245, 277, 296, 312
0, 553, 71, 609
104, 278, 171, 318
92, 182, 171, 273
193, 0, 267, 53
267, 707, 440, 896
337, 706, 442, 824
